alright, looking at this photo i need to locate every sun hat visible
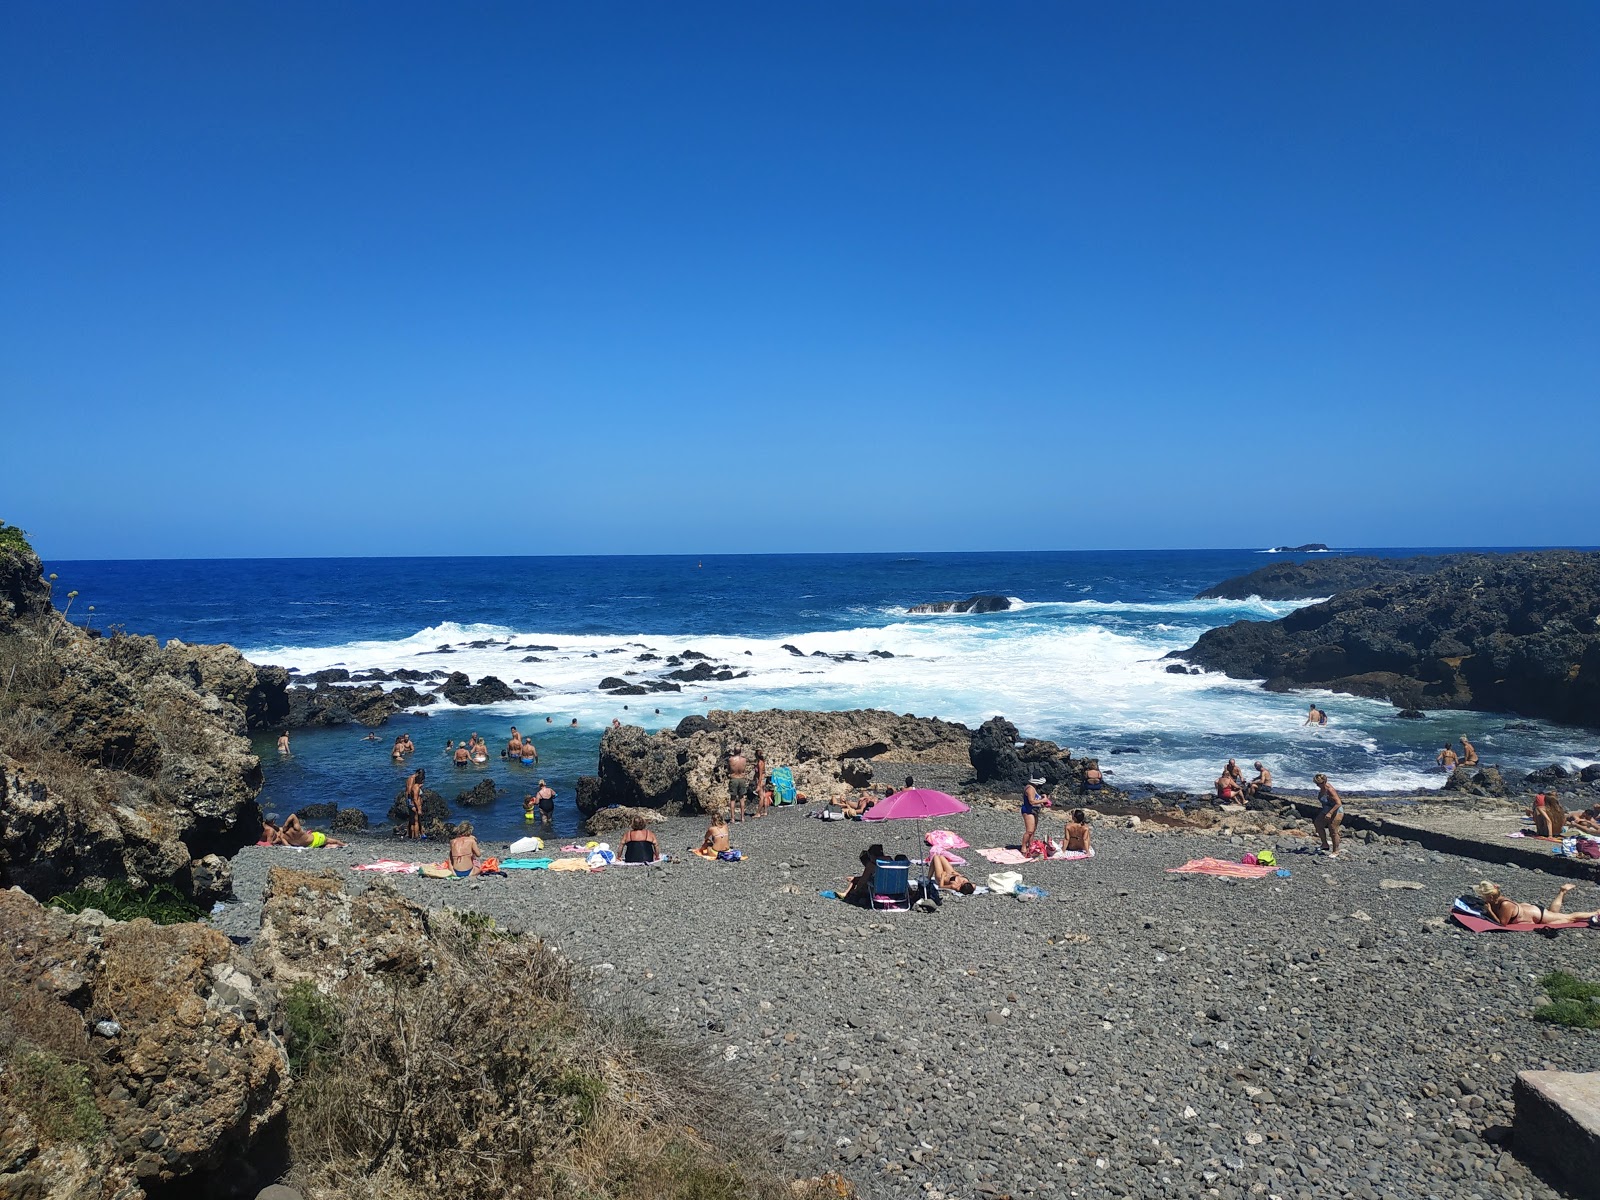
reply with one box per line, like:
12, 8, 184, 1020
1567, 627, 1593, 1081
1028, 776, 1046, 786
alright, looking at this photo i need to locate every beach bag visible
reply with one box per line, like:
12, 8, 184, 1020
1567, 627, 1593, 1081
717, 849, 743, 862
987, 871, 1024, 895
509, 835, 545, 856
1256, 849, 1276, 866
1241, 853, 1258, 866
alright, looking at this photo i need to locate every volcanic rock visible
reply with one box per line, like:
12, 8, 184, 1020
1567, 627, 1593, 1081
455, 779, 498, 808
438, 672, 518, 705
907, 594, 1012, 614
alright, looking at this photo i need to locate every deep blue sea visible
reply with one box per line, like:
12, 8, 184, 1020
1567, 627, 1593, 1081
48, 548, 1599, 843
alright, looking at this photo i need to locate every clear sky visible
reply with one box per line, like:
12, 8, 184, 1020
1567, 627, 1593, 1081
2, 2, 1595, 559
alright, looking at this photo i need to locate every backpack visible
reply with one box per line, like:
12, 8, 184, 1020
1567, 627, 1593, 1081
1256, 849, 1276, 867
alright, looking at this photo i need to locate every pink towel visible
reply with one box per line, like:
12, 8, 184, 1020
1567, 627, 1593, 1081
922, 852, 967, 866
977, 847, 1029, 865
926, 830, 969, 851
1165, 857, 1278, 878
351, 860, 422, 874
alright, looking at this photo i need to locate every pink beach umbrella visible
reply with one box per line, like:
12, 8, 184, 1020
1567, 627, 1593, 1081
862, 788, 970, 822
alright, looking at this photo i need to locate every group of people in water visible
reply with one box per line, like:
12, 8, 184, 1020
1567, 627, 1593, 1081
1437, 736, 1480, 770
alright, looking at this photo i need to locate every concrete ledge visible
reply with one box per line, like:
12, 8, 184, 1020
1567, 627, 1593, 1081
1285, 800, 1600, 880
1514, 1070, 1600, 1200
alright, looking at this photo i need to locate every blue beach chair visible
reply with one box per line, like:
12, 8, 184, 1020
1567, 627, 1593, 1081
871, 859, 911, 911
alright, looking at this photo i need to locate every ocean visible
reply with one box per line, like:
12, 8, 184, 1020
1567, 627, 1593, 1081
48, 548, 1599, 842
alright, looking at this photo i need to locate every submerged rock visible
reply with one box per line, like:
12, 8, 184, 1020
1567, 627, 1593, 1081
908, 594, 1012, 614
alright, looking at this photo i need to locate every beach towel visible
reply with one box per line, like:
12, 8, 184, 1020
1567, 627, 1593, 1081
926, 829, 969, 852
419, 864, 453, 879
1451, 911, 1598, 934
922, 852, 967, 866
1165, 857, 1279, 879
771, 766, 796, 805
977, 846, 1095, 865
500, 858, 553, 870
351, 860, 422, 874
548, 858, 593, 873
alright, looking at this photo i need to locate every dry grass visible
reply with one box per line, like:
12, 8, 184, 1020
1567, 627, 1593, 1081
0, 945, 104, 1148
284, 912, 814, 1200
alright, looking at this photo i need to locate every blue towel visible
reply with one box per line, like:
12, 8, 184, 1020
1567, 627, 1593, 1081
501, 858, 553, 870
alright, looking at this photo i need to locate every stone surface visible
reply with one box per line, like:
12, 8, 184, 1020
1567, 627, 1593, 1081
1514, 1071, 1600, 1199
907, 594, 1012, 614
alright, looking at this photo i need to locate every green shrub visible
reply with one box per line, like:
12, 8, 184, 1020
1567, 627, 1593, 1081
282, 980, 343, 1075
7, 1046, 103, 1144
48, 879, 202, 925
0, 521, 33, 556
1534, 971, 1600, 1028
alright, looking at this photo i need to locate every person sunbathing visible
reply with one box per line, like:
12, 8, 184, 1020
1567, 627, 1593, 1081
838, 788, 878, 818
618, 816, 661, 863
279, 813, 346, 849
1531, 794, 1567, 838
928, 851, 977, 895
693, 813, 732, 859
1064, 809, 1092, 853
448, 822, 482, 877
1569, 805, 1600, 836
1473, 880, 1600, 927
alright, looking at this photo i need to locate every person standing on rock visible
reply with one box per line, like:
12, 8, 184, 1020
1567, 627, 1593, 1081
1437, 743, 1459, 771
405, 767, 427, 839
1313, 773, 1343, 858
1459, 736, 1479, 766
728, 747, 751, 822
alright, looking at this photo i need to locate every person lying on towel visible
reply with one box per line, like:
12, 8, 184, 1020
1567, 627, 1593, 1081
273, 814, 347, 849
928, 852, 976, 895
1474, 880, 1600, 927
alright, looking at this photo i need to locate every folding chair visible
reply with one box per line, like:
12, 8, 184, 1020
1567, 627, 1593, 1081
871, 859, 911, 911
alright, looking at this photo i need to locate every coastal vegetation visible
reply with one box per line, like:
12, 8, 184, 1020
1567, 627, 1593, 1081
1534, 970, 1600, 1030
46, 878, 203, 924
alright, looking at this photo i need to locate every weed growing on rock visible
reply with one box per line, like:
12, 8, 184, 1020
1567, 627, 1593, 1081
5, 1047, 104, 1145
282, 980, 343, 1075
48, 879, 202, 925
1534, 970, 1600, 1029
0, 520, 32, 556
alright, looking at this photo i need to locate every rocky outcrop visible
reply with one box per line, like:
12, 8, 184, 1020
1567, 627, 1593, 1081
454, 779, 498, 807
0, 888, 289, 1200
437, 671, 519, 705
1197, 553, 1487, 600
1267, 543, 1331, 553
0, 535, 268, 902
1178, 551, 1600, 727
908, 594, 1012, 614
968, 716, 1112, 795
586, 708, 972, 816
385, 785, 449, 829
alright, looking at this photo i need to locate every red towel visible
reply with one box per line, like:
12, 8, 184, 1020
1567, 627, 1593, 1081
1165, 857, 1278, 879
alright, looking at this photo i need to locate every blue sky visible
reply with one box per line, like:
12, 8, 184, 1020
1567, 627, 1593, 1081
2, 2, 1596, 559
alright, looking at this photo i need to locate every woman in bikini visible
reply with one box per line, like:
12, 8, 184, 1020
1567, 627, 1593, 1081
928, 852, 977, 895
693, 813, 732, 858
1064, 809, 1092, 853
1474, 880, 1600, 927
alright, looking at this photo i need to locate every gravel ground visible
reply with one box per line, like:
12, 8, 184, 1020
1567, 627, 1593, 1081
218, 802, 1600, 1200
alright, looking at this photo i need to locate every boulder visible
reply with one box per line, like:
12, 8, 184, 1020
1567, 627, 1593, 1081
295, 802, 337, 820
454, 779, 498, 808
0, 888, 288, 1199
907, 594, 1012, 614
331, 807, 369, 832
1582, 765, 1600, 784
587, 708, 971, 815
968, 717, 1105, 794
437, 673, 518, 706
386, 787, 448, 828
664, 662, 718, 683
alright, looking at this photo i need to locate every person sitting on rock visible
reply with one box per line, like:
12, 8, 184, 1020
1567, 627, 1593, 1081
1458, 736, 1479, 767
279, 813, 346, 849
618, 815, 661, 863
1436, 743, 1459, 771
448, 822, 482, 877
1474, 880, 1599, 927
928, 851, 977, 895
1081, 761, 1104, 791
693, 813, 732, 859
1064, 809, 1092, 853
1215, 770, 1242, 803
1530, 794, 1566, 838
1246, 762, 1273, 800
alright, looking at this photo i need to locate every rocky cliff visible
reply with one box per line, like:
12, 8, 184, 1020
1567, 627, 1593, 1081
0, 529, 267, 900
584, 708, 973, 815
1195, 553, 1483, 600
1177, 550, 1600, 726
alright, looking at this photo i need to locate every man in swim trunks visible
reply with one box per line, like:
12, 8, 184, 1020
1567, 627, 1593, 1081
520, 737, 538, 765
1459, 736, 1479, 766
1246, 761, 1273, 800
534, 780, 556, 824
448, 822, 482, 877
453, 742, 471, 766
1081, 761, 1104, 791
728, 748, 751, 822
1313, 773, 1343, 857
1474, 880, 1599, 927
1437, 743, 1459, 771
279, 814, 346, 849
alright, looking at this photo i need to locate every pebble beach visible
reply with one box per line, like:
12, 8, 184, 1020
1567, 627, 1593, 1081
218, 797, 1600, 1200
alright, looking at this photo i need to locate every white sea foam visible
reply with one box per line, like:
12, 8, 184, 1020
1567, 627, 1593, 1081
245, 602, 1594, 793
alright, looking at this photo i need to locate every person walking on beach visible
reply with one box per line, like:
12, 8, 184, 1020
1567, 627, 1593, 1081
1459, 736, 1479, 766
1313, 773, 1343, 858
405, 767, 427, 839
1437, 743, 1459, 771
728, 747, 751, 822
